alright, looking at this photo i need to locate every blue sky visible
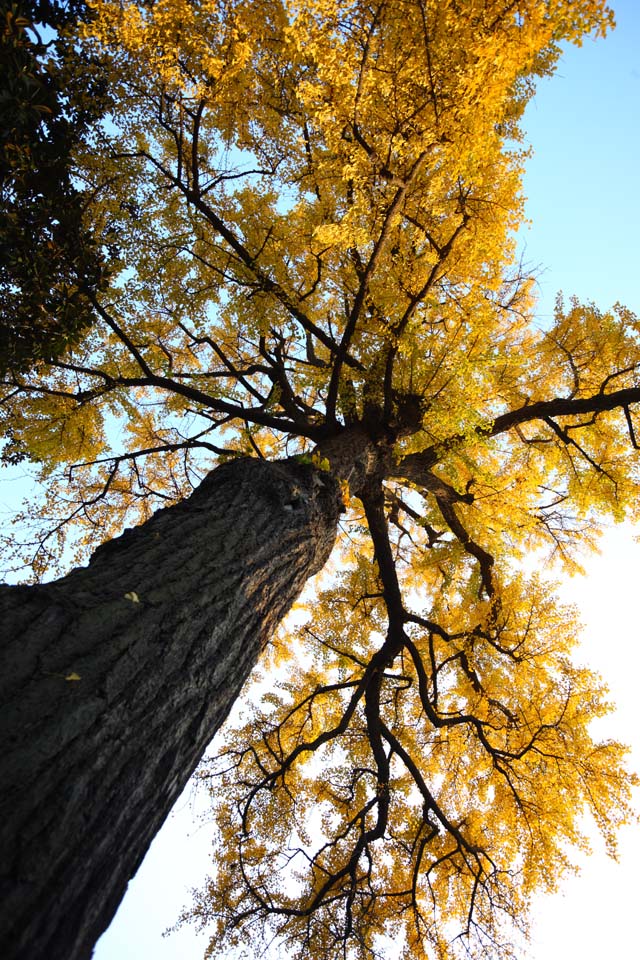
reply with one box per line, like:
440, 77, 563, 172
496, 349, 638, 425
21, 3, 640, 958
518, 0, 640, 320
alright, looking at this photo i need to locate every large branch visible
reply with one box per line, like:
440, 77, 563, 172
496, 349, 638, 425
489, 387, 640, 436
325, 151, 429, 422
395, 384, 640, 481
8, 295, 322, 441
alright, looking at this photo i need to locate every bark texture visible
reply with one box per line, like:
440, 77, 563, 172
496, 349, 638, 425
0, 456, 341, 960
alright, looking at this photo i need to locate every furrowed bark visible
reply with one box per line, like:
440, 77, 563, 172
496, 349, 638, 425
0, 456, 342, 960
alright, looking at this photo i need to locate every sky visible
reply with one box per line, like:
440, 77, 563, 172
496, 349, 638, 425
6, 2, 640, 959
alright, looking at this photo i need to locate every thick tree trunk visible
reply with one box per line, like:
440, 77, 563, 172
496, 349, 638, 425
0, 457, 341, 960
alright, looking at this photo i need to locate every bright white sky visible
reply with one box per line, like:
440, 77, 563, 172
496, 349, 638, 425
27, 2, 640, 958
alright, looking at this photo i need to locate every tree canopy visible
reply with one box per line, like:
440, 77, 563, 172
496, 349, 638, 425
0, 0, 110, 376
1, 2, 638, 959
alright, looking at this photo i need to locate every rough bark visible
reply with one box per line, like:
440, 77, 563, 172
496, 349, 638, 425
0, 456, 342, 960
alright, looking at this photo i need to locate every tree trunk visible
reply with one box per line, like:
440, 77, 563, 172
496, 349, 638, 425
0, 456, 341, 960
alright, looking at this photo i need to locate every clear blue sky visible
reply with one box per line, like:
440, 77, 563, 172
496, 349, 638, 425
90, 2, 640, 957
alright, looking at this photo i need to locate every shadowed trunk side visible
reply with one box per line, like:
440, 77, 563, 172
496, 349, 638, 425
0, 456, 342, 960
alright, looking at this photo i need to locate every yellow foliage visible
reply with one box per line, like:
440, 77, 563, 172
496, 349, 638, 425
1, 390, 105, 473
3, 1, 637, 958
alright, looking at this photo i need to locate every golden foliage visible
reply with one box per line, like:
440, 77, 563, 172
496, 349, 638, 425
1, 1, 637, 958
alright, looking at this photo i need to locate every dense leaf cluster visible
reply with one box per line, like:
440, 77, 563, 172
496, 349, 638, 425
0, 0, 109, 376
